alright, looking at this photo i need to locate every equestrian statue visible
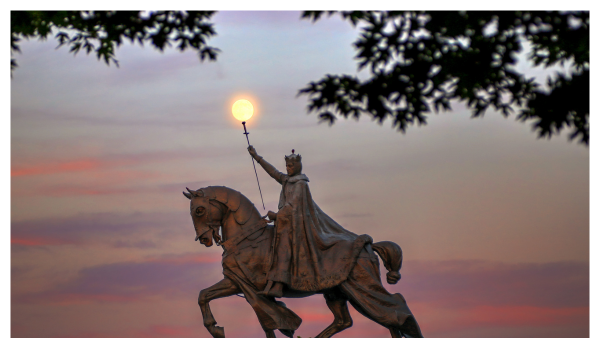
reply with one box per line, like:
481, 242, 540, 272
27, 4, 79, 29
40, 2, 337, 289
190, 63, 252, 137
183, 146, 424, 338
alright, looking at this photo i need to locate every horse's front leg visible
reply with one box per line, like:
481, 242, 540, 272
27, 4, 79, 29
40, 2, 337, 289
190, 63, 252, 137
198, 278, 241, 338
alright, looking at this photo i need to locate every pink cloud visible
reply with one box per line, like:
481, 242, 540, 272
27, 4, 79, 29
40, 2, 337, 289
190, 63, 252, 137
146, 253, 222, 265
293, 311, 332, 323
11, 236, 75, 246
11, 151, 173, 179
11, 149, 217, 199
466, 305, 588, 327
145, 325, 194, 337
53, 332, 117, 338
50, 325, 196, 338
45, 186, 139, 196
12, 159, 104, 177
27, 176, 208, 198
414, 303, 588, 335
12, 146, 233, 179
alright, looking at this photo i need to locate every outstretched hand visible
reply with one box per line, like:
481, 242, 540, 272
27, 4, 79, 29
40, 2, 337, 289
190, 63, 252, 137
248, 145, 258, 158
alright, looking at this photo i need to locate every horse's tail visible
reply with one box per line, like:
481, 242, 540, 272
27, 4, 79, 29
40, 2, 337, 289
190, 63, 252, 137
372, 241, 403, 284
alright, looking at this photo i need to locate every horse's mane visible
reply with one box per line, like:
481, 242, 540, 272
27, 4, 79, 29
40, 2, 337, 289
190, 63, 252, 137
199, 186, 261, 226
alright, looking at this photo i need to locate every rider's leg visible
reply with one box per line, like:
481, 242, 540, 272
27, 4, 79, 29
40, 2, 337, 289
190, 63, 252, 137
260, 207, 292, 297
198, 278, 241, 338
258, 280, 284, 297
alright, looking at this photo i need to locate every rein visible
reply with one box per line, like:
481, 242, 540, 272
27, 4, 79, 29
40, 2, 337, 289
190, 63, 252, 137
194, 187, 267, 252
194, 200, 224, 244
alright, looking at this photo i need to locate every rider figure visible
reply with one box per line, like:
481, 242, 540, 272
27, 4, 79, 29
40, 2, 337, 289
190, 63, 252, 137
248, 146, 304, 297
248, 145, 370, 299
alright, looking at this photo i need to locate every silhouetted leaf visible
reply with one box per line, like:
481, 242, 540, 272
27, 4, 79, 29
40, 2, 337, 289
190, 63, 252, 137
299, 11, 589, 145
11, 10, 219, 71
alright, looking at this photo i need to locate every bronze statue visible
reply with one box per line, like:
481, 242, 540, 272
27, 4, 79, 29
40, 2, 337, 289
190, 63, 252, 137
183, 148, 424, 338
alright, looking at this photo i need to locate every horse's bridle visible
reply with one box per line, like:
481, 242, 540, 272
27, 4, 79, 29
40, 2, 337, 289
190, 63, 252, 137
195, 198, 224, 246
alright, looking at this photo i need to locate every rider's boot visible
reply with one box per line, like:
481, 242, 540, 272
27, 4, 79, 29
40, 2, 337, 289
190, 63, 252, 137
258, 280, 284, 297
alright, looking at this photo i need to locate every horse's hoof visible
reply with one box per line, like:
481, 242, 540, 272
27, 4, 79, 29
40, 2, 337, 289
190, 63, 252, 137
279, 329, 294, 338
208, 325, 225, 338
215, 326, 225, 338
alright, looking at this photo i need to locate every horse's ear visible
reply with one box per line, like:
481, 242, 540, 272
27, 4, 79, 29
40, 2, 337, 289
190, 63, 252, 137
186, 187, 204, 198
183, 191, 192, 199
186, 187, 197, 197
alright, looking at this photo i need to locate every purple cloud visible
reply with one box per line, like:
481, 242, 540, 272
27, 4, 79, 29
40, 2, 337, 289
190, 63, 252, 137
391, 260, 588, 309
15, 252, 222, 305
12, 257, 588, 338
16, 257, 587, 311
11, 211, 193, 248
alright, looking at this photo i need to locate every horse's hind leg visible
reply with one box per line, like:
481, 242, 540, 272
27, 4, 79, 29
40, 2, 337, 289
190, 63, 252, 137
198, 278, 241, 338
315, 289, 353, 338
395, 316, 423, 338
340, 254, 424, 338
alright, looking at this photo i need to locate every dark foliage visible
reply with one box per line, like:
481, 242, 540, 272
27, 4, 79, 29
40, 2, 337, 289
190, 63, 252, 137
11, 11, 219, 70
299, 11, 589, 145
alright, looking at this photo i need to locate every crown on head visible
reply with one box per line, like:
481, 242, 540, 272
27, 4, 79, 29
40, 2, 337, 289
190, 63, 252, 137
285, 149, 302, 164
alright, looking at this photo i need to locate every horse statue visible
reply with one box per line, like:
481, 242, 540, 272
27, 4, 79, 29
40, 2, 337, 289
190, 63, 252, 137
184, 185, 423, 338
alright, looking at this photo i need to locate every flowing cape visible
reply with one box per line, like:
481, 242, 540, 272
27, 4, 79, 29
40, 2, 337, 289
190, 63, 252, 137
272, 174, 372, 291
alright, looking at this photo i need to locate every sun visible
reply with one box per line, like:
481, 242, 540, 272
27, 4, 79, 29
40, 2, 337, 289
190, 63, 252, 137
232, 99, 254, 121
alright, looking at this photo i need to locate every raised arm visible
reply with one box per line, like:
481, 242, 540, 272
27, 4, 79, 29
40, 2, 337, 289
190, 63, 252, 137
248, 146, 284, 184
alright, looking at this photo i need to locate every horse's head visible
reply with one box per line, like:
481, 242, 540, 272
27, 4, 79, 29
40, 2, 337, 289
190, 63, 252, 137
183, 187, 224, 247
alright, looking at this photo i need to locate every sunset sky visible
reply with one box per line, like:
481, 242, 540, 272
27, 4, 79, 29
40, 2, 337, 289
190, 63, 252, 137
10, 11, 590, 338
